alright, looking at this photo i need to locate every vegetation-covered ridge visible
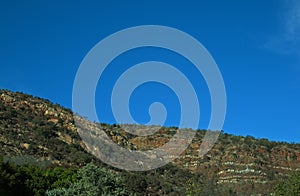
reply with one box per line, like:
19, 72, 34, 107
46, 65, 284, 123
0, 89, 299, 195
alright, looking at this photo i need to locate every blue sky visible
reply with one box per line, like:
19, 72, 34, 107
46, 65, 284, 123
0, 0, 299, 142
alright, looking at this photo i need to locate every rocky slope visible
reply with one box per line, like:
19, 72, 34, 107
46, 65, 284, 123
0, 89, 299, 194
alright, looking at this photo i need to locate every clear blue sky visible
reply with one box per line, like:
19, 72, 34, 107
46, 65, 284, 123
0, 0, 299, 142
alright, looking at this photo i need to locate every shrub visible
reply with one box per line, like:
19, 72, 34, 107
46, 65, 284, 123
274, 171, 300, 195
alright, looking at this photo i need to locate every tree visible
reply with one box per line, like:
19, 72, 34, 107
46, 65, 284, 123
44, 167, 77, 189
46, 163, 129, 195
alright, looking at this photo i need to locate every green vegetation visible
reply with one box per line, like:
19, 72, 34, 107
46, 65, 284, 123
1, 89, 300, 195
274, 171, 300, 195
0, 157, 129, 195
0, 155, 77, 195
47, 163, 129, 196
0, 156, 191, 195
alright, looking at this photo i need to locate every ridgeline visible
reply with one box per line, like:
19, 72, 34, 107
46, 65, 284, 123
0, 89, 299, 195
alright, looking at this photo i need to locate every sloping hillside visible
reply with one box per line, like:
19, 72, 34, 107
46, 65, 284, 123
0, 89, 299, 195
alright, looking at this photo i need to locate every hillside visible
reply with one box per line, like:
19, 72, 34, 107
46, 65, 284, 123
0, 89, 299, 195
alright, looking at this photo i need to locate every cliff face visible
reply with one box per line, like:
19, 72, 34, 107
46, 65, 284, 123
0, 89, 299, 194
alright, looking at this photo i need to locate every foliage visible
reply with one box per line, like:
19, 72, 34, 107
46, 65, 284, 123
184, 172, 236, 196
1, 158, 128, 196
0, 156, 77, 196
274, 171, 300, 195
185, 178, 202, 195
46, 163, 129, 196
122, 172, 147, 194
1, 89, 300, 195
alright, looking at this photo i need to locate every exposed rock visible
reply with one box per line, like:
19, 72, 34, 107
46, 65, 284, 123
0, 89, 299, 194
22, 143, 30, 149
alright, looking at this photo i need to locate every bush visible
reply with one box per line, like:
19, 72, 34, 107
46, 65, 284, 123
274, 171, 300, 195
46, 163, 129, 196
0, 156, 77, 196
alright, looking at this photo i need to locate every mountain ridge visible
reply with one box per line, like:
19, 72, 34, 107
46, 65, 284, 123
1, 89, 299, 195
